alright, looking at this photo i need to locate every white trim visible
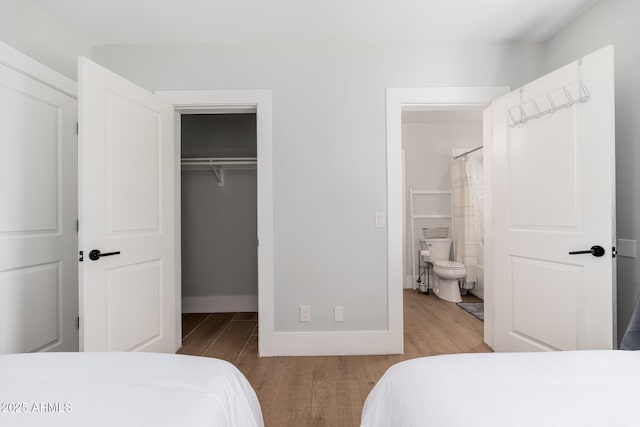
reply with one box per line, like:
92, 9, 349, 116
178, 106, 256, 114
0, 41, 77, 97
404, 275, 415, 289
172, 111, 182, 351
155, 89, 275, 356
271, 331, 392, 356
182, 295, 258, 313
387, 86, 509, 353
482, 108, 494, 349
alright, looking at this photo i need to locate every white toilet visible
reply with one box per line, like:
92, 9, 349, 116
423, 238, 466, 303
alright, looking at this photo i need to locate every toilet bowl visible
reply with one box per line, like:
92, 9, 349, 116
433, 260, 466, 303
422, 238, 466, 303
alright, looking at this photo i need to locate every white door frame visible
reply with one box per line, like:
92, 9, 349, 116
155, 90, 274, 356
386, 87, 509, 351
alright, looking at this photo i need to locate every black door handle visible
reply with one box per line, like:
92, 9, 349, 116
89, 249, 121, 261
568, 245, 605, 257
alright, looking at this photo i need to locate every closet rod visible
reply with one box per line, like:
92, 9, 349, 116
453, 146, 482, 160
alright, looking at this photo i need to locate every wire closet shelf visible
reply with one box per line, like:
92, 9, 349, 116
181, 157, 256, 187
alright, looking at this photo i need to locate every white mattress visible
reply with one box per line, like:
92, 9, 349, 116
362, 350, 640, 427
0, 352, 263, 427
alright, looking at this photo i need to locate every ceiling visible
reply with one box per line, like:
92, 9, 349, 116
31, 0, 598, 46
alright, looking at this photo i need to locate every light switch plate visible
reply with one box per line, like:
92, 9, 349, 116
617, 239, 636, 258
334, 306, 344, 322
375, 212, 386, 228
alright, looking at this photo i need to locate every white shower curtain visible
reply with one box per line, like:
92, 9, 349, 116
451, 152, 484, 288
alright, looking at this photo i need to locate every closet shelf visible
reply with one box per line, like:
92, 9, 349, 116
409, 186, 454, 291
181, 157, 256, 187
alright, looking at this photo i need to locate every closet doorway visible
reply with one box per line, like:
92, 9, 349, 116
156, 90, 274, 356
180, 112, 258, 313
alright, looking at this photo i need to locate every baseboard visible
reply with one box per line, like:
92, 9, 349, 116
263, 330, 400, 356
469, 288, 484, 300
404, 275, 415, 289
182, 295, 258, 313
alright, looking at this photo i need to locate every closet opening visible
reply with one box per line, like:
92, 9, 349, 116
179, 109, 259, 354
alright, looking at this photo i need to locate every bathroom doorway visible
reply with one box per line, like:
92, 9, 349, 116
385, 87, 509, 353
402, 109, 485, 303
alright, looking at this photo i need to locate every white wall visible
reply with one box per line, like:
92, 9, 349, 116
402, 111, 483, 287
0, 0, 92, 79
545, 0, 640, 344
92, 41, 545, 333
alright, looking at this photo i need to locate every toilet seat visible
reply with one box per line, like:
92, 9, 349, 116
433, 260, 465, 270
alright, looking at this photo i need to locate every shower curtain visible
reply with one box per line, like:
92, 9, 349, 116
451, 152, 483, 288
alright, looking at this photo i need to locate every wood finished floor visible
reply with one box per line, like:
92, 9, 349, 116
179, 290, 492, 427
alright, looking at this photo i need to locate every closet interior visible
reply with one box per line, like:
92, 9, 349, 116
180, 112, 258, 318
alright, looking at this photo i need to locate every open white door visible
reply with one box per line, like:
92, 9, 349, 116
78, 58, 176, 352
489, 46, 616, 352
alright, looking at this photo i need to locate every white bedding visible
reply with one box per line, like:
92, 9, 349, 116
362, 350, 640, 427
0, 352, 263, 427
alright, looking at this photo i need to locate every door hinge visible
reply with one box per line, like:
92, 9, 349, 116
79, 250, 84, 262
76, 122, 79, 135
612, 246, 617, 258
77, 317, 80, 329
76, 219, 79, 233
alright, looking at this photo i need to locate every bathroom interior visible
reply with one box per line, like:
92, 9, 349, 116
402, 108, 485, 320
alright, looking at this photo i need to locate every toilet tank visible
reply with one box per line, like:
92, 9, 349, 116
423, 238, 452, 262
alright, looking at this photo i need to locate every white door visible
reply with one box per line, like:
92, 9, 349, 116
78, 57, 176, 352
489, 46, 616, 352
0, 43, 78, 353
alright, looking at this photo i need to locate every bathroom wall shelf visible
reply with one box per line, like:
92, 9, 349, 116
408, 187, 452, 291
181, 157, 256, 187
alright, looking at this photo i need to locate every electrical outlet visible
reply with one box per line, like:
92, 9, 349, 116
334, 306, 344, 322
300, 305, 311, 322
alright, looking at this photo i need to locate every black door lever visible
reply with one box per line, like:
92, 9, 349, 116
89, 249, 121, 261
568, 245, 605, 257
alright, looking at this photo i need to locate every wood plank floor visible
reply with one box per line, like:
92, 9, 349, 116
179, 290, 492, 427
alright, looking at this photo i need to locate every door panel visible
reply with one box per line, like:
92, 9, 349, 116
78, 57, 175, 353
511, 256, 582, 351
106, 260, 161, 351
106, 91, 161, 234
0, 47, 78, 354
0, 83, 59, 233
490, 46, 615, 352
508, 110, 580, 230
0, 263, 60, 352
